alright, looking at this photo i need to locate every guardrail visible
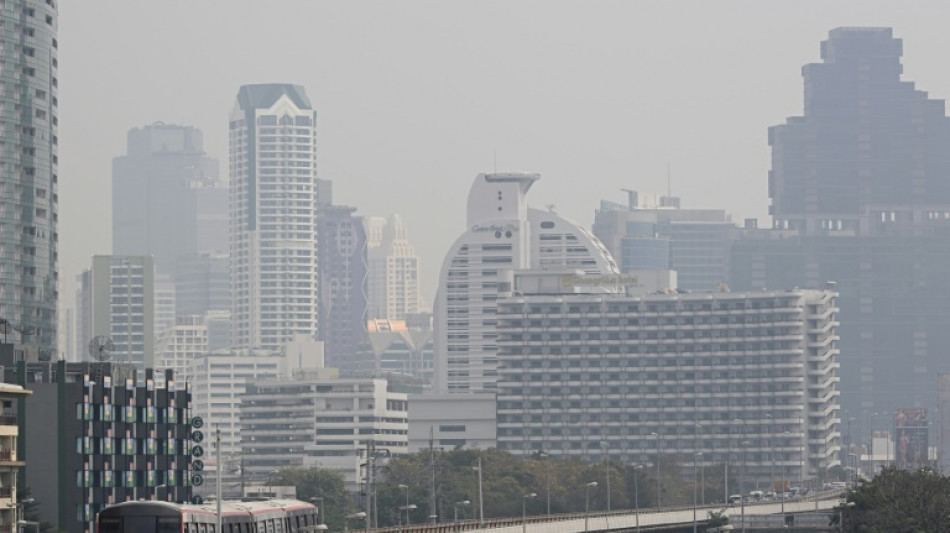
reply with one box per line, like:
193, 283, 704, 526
361, 490, 846, 533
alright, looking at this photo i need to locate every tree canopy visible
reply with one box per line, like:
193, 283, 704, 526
837, 466, 950, 533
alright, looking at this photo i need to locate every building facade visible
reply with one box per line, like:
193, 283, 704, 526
2, 359, 193, 533
0, 0, 59, 355
229, 84, 319, 351
77, 256, 155, 369
494, 273, 840, 486
367, 215, 424, 320
0, 383, 31, 533
407, 393, 496, 453
434, 172, 619, 393
730, 27, 950, 419
316, 194, 367, 375
365, 317, 433, 385
112, 123, 224, 277
592, 191, 736, 292
240, 376, 408, 489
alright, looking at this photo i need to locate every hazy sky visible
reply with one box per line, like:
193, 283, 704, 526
58, 1, 950, 305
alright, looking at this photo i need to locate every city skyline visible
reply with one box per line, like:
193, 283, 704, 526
57, 3, 950, 312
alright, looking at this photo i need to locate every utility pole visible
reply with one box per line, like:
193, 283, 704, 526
477, 456, 484, 525
429, 427, 437, 523
216, 426, 222, 533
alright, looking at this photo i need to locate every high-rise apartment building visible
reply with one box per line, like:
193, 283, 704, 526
495, 271, 841, 486
0, 382, 31, 532
112, 123, 224, 276
0, 1, 59, 355
76, 256, 155, 369
316, 187, 367, 374
229, 84, 319, 351
592, 191, 736, 292
367, 215, 424, 320
731, 27, 950, 419
434, 173, 619, 393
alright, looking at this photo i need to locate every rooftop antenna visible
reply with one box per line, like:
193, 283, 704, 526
667, 161, 672, 200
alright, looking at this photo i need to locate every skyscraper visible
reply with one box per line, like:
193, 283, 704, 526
731, 27, 950, 418
229, 84, 319, 351
0, 1, 59, 354
112, 123, 224, 277
367, 214, 424, 320
434, 173, 619, 393
316, 193, 367, 374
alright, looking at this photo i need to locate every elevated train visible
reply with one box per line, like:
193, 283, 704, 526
97, 499, 321, 533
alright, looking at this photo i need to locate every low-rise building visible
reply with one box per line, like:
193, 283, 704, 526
240, 375, 408, 490
407, 393, 496, 452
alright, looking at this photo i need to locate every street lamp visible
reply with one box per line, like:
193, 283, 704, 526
583, 482, 597, 533
343, 511, 367, 533
740, 440, 751, 533
308, 497, 327, 531
538, 452, 551, 515
453, 500, 470, 522
521, 493, 536, 533
473, 457, 485, 526
650, 431, 661, 507
839, 501, 855, 532
695, 422, 705, 505
693, 452, 702, 533
398, 484, 410, 528
633, 465, 643, 533
600, 442, 611, 511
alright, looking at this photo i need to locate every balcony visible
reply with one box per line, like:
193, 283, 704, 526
0, 487, 11, 498
0, 415, 15, 426
0, 450, 13, 462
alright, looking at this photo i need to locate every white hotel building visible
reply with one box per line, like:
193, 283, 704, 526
434, 173, 619, 393
495, 271, 841, 487
229, 84, 319, 351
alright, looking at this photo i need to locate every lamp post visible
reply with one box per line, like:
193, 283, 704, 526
693, 452, 702, 533
696, 422, 704, 505
538, 452, 551, 515
584, 481, 597, 533
766, 413, 775, 497
633, 465, 642, 533
839, 501, 855, 532
600, 442, 611, 511
398, 484, 410, 529
521, 493, 536, 533
650, 431, 661, 507
453, 500, 470, 522
398, 504, 417, 532
309, 497, 326, 530
343, 512, 367, 533
740, 440, 751, 533
473, 457, 485, 525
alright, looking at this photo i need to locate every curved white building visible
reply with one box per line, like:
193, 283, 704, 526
433, 173, 618, 393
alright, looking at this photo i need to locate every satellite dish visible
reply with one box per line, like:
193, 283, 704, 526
88, 336, 114, 362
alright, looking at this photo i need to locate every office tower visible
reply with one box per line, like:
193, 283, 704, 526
316, 188, 368, 374
154, 275, 176, 341
769, 28, 950, 232
155, 315, 210, 381
592, 190, 736, 291
495, 271, 840, 486
0, 1, 59, 355
240, 376, 408, 490
175, 251, 229, 318
112, 123, 224, 276
77, 256, 155, 370
229, 84, 319, 351
731, 27, 950, 418
2, 359, 193, 533
434, 173, 619, 393
367, 214, 424, 320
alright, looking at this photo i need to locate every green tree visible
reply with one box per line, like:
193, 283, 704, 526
269, 466, 351, 531
836, 466, 950, 533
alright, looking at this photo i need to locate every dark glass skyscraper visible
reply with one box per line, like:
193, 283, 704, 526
733, 27, 950, 421
0, 1, 59, 354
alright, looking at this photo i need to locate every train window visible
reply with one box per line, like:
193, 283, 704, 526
190, 523, 200, 533
158, 518, 180, 533
200, 523, 208, 533
274, 519, 282, 533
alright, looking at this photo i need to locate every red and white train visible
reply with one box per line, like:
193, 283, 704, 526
97, 499, 322, 533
